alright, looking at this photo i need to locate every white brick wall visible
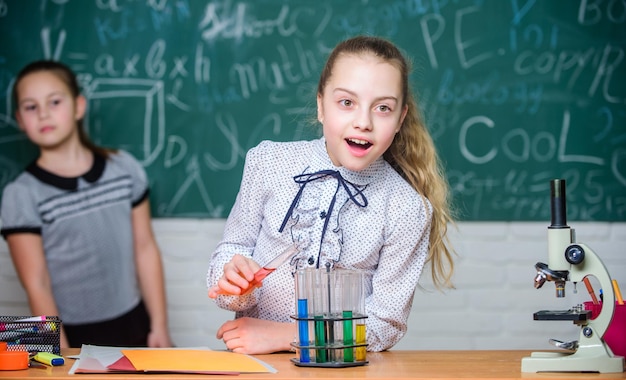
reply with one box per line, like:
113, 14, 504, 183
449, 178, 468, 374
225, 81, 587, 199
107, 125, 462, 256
1, 220, 624, 351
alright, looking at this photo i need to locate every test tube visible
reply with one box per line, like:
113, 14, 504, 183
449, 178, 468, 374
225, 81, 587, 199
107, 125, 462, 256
295, 269, 311, 363
239, 244, 299, 294
355, 323, 366, 361
324, 264, 335, 363
312, 269, 328, 363
341, 270, 355, 362
354, 271, 366, 362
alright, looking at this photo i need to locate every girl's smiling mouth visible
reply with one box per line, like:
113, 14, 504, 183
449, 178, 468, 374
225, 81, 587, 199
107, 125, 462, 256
346, 138, 372, 150
345, 138, 373, 158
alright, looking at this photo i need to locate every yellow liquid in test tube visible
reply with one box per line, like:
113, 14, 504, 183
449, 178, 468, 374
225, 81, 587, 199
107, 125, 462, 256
355, 323, 366, 361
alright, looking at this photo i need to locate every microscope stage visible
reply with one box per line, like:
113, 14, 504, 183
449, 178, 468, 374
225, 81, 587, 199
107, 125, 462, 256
533, 309, 591, 321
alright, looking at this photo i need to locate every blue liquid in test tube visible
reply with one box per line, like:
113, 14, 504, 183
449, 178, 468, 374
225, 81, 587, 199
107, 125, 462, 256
297, 298, 310, 362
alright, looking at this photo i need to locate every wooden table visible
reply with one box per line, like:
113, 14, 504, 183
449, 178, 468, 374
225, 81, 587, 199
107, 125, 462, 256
0, 350, 624, 379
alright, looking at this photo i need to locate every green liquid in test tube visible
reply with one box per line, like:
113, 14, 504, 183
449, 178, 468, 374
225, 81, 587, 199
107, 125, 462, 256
312, 267, 329, 363
314, 315, 327, 363
342, 310, 353, 362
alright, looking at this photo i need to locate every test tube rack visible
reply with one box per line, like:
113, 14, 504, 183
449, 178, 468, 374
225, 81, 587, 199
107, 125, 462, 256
290, 311, 368, 367
290, 268, 369, 368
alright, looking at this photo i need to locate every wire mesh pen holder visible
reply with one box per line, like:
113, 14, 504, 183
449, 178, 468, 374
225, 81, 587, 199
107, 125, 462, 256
290, 267, 368, 368
0, 316, 61, 354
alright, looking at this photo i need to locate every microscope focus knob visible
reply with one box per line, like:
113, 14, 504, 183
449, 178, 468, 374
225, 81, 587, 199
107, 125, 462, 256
565, 244, 585, 265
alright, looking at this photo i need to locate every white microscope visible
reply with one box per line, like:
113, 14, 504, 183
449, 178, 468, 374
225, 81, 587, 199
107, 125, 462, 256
521, 179, 624, 373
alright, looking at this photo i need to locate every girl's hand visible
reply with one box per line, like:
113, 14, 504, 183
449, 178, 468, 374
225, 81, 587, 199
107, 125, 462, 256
216, 317, 295, 354
147, 327, 173, 348
208, 254, 261, 298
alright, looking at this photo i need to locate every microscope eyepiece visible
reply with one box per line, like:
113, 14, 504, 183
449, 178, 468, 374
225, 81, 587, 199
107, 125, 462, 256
549, 179, 568, 228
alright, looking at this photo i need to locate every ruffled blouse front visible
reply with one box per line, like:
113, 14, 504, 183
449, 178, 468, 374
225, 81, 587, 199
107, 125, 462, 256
207, 137, 432, 351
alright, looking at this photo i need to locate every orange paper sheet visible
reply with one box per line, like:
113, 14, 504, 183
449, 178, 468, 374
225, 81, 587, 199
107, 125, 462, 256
121, 349, 272, 374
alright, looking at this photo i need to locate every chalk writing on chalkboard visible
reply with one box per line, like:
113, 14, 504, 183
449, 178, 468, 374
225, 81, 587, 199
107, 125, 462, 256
0, 0, 624, 221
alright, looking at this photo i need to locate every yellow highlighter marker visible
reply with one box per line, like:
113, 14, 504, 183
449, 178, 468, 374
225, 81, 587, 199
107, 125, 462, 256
612, 279, 624, 305
33, 352, 64, 366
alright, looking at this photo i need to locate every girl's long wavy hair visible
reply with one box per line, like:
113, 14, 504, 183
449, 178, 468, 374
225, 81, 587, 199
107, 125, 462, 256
318, 36, 456, 289
12, 60, 113, 158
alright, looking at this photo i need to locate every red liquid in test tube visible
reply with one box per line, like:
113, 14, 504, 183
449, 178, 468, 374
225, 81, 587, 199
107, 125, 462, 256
245, 267, 275, 289
237, 244, 299, 295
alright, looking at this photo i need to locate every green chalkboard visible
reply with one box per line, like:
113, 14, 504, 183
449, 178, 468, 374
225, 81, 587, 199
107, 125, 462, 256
1, 0, 625, 221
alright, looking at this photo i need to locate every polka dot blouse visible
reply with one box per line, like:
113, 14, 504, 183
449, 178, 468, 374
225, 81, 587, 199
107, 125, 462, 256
206, 137, 432, 351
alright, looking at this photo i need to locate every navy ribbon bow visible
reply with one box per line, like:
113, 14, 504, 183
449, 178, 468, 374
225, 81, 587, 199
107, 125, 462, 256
279, 170, 368, 267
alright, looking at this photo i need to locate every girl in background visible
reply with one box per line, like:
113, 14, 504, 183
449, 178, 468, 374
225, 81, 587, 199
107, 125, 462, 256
1, 60, 172, 348
207, 35, 455, 354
